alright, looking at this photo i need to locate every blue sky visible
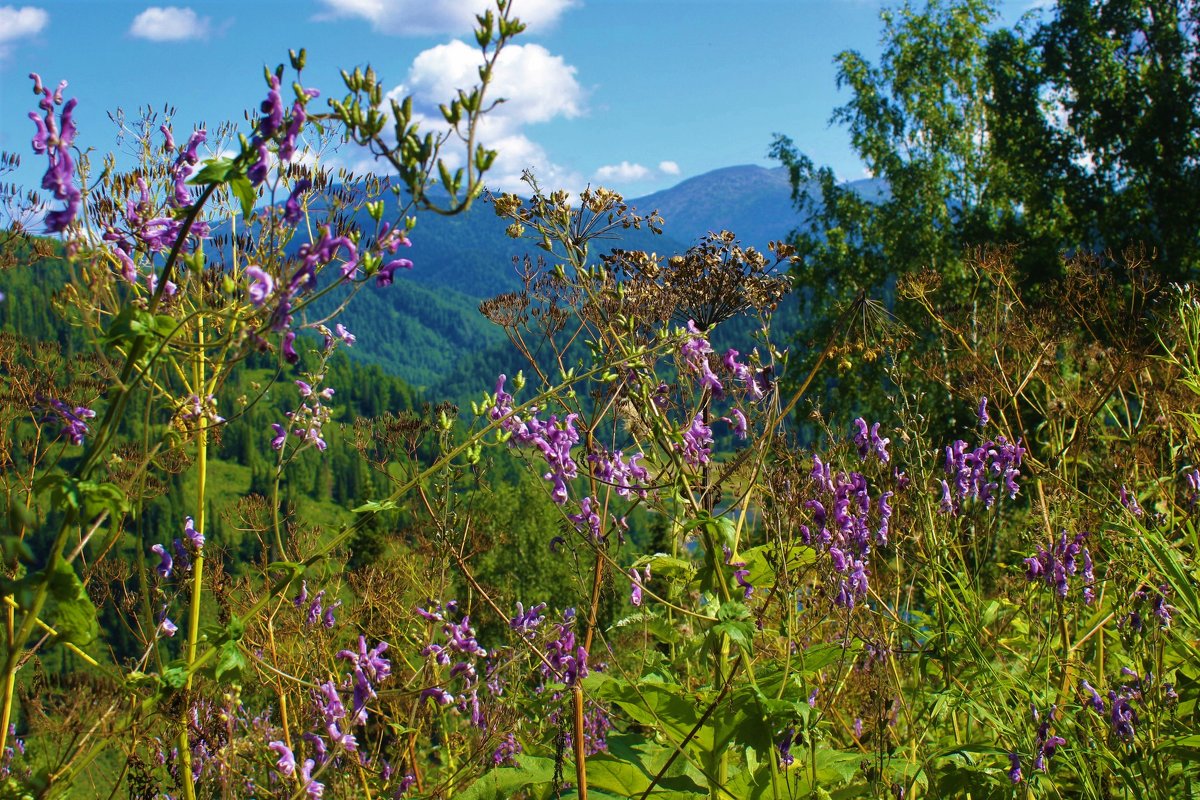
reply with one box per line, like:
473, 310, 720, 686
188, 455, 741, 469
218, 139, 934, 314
1, 0, 1040, 204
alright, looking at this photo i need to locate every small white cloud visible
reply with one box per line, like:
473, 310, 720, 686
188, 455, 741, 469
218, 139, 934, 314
315, 0, 575, 36
593, 161, 651, 184
658, 160, 680, 176
130, 7, 210, 41
0, 5, 48, 42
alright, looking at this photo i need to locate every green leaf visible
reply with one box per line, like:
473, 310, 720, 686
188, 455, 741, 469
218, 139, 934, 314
228, 175, 257, 219
211, 640, 246, 682
189, 157, 238, 185
352, 499, 400, 514
584, 751, 706, 797
45, 555, 99, 646
454, 755, 557, 800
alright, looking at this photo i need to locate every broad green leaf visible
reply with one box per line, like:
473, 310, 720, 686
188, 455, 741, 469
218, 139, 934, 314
189, 157, 238, 185
454, 755, 557, 800
45, 556, 98, 646
228, 174, 257, 219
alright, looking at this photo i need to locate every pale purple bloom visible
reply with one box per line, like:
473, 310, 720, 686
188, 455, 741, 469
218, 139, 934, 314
334, 324, 355, 346
245, 266, 274, 307
268, 740, 296, 776
977, 396, 989, 427
680, 414, 713, 467
183, 516, 204, 552
727, 408, 748, 439
270, 423, 287, 451
322, 599, 341, 629
283, 178, 311, 224
376, 258, 414, 287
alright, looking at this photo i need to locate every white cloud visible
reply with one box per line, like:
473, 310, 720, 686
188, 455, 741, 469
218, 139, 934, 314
383, 40, 585, 193
399, 40, 583, 133
129, 7, 210, 41
593, 161, 651, 183
0, 5, 47, 41
315, 0, 575, 36
658, 160, 680, 176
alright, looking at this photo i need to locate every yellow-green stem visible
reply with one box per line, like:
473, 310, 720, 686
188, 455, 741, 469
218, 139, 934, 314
180, 322, 208, 800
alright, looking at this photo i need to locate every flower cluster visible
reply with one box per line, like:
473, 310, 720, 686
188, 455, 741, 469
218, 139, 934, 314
246, 73, 319, 186
272, 378, 335, 452
42, 397, 95, 446
587, 448, 649, 498
801, 454, 893, 609
148, 516, 204, 582
488, 375, 581, 505
541, 607, 588, 688
418, 601, 493, 728
293, 581, 341, 629
1122, 583, 1174, 631
852, 418, 890, 463
1030, 704, 1067, 772
28, 74, 80, 233
938, 435, 1025, 515
1080, 668, 1163, 743
1, 724, 27, 782
1023, 530, 1095, 603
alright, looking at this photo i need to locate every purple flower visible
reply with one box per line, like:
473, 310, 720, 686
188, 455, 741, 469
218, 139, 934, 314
334, 324, 355, 346
376, 258, 414, 287
726, 408, 748, 440
283, 178, 311, 224
680, 414, 713, 467
1118, 484, 1143, 517
1081, 680, 1105, 713
268, 741, 296, 777
1007, 752, 1022, 784
183, 516, 204, 552
170, 129, 206, 206
492, 733, 522, 766
270, 423, 287, 450
282, 331, 299, 364
629, 568, 645, 606
509, 602, 547, 636
45, 398, 95, 445
777, 727, 796, 768
322, 599, 341, 629
28, 75, 81, 233
151, 544, 173, 579
977, 396, 989, 428
245, 266, 274, 307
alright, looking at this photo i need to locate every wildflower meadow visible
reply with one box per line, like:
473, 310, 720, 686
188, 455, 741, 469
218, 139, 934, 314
1, 0, 1199, 798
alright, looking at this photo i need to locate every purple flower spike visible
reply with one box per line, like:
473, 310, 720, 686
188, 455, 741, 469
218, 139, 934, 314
977, 396, 989, 428
29, 75, 81, 233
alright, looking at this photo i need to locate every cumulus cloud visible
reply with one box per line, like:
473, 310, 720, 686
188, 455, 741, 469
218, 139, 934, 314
658, 160, 680, 176
386, 39, 585, 192
593, 161, 651, 183
130, 7, 210, 41
315, 0, 575, 36
0, 5, 47, 60
0, 5, 47, 41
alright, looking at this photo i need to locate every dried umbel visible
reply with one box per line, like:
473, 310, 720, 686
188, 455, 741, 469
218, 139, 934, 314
602, 231, 795, 330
